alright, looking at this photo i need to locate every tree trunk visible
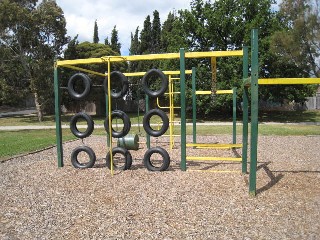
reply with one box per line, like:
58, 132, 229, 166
34, 92, 43, 122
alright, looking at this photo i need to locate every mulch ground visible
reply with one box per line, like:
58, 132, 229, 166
0, 135, 319, 239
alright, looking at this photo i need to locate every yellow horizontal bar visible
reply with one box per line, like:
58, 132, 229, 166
187, 156, 242, 162
63, 65, 106, 77
259, 78, 320, 85
186, 143, 242, 148
188, 170, 241, 173
56, 50, 243, 66
124, 70, 192, 77
196, 89, 233, 95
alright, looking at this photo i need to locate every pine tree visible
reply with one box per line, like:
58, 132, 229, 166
151, 10, 161, 53
139, 15, 152, 54
93, 20, 99, 43
104, 37, 110, 46
129, 27, 140, 55
110, 25, 121, 54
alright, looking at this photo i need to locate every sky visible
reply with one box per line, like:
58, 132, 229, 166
55, 0, 191, 56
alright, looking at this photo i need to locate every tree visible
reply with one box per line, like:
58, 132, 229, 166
63, 40, 127, 115
104, 36, 110, 46
93, 20, 99, 43
0, 0, 69, 121
110, 25, 121, 54
271, 0, 320, 77
140, 15, 152, 54
151, 10, 161, 53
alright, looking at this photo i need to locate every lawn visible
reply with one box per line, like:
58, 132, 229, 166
0, 110, 319, 160
0, 129, 75, 161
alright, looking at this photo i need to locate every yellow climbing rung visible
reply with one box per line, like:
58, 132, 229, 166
186, 143, 242, 148
196, 89, 233, 95
187, 156, 242, 162
258, 78, 320, 85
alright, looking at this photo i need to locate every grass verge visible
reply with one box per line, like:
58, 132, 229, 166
1, 124, 319, 161
0, 129, 75, 161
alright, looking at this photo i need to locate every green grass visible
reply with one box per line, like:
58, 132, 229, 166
1, 124, 319, 160
1, 109, 319, 160
93, 124, 320, 136
0, 129, 75, 161
0, 113, 158, 126
1, 110, 319, 127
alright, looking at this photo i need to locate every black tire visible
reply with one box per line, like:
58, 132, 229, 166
142, 69, 168, 97
104, 110, 131, 138
70, 113, 94, 139
71, 146, 96, 168
106, 147, 132, 170
143, 109, 169, 137
143, 147, 170, 171
68, 73, 91, 100
104, 71, 129, 99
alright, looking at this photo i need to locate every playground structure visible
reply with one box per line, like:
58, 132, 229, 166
54, 29, 320, 195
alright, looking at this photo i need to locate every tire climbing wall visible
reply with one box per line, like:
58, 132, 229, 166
66, 69, 171, 171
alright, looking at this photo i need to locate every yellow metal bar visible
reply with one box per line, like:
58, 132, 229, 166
156, 97, 181, 109
107, 58, 113, 176
195, 89, 234, 95
56, 50, 243, 66
169, 75, 174, 149
124, 70, 192, 77
186, 156, 242, 162
188, 169, 241, 173
258, 78, 320, 85
186, 143, 242, 148
63, 65, 106, 77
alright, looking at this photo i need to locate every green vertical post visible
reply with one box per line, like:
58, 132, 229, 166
145, 94, 150, 149
249, 29, 259, 196
242, 46, 249, 174
54, 64, 63, 167
180, 48, 187, 171
192, 67, 197, 145
232, 87, 237, 144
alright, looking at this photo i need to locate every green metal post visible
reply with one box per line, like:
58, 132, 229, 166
180, 48, 187, 171
145, 95, 150, 149
192, 67, 197, 145
249, 29, 259, 196
54, 64, 63, 167
242, 46, 249, 174
232, 87, 237, 144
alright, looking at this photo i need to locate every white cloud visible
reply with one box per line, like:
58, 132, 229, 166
56, 0, 191, 55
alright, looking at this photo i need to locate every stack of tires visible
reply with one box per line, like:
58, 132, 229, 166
141, 69, 170, 171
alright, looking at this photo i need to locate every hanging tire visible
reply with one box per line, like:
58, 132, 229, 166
104, 71, 129, 99
68, 73, 91, 100
71, 146, 96, 168
70, 112, 94, 139
143, 147, 170, 171
142, 69, 168, 97
104, 110, 131, 138
143, 109, 169, 137
106, 147, 132, 170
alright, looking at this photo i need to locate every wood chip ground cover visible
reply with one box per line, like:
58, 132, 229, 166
0, 135, 319, 239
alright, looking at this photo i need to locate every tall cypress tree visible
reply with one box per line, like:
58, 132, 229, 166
139, 15, 152, 54
93, 20, 99, 43
110, 25, 121, 54
151, 10, 161, 53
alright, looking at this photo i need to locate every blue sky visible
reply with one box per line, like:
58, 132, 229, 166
55, 0, 191, 55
